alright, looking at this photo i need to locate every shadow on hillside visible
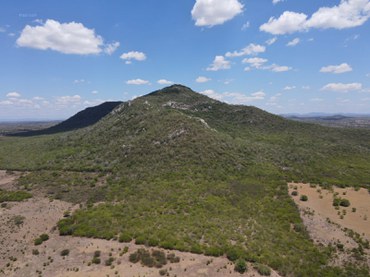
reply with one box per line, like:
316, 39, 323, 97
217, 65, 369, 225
8, 101, 123, 137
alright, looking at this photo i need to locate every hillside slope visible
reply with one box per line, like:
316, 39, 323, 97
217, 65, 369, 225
10, 101, 122, 136
1, 85, 369, 276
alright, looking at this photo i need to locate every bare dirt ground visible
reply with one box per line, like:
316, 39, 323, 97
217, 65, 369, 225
0, 171, 279, 277
288, 182, 370, 267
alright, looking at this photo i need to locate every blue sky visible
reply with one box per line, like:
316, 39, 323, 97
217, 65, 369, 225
1, 0, 370, 120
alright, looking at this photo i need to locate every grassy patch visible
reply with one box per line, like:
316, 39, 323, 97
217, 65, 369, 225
0, 189, 32, 203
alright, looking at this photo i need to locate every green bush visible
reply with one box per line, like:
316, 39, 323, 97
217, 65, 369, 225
291, 191, 298, 196
118, 233, 132, 243
300, 195, 308, 201
40, 234, 49, 241
333, 197, 350, 207
129, 252, 140, 263
92, 257, 101, 264
234, 259, 247, 273
34, 238, 43, 246
254, 263, 271, 276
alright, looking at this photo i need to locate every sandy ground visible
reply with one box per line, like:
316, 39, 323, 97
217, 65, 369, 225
288, 182, 370, 267
0, 171, 280, 277
288, 183, 370, 240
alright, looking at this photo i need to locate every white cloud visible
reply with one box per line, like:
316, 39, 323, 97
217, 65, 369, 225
120, 51, 147, 62
206, 56, 231, 71
191, 0, 244, 27
6, 92, 21, 98
260, 11, 308, 35
320, 63, 353, 74
225, 43, 266, 58
126, 79, 150, 85
284, 85, 296, 90
104, 41, 120, 55
321, 82, 362, 92
200, 89, 224, 100
266, 37, 277, 45
196, 76, 211, 83
242, 57, 268, 68
260, 0, 370, 35
273, 0, 284, 4
73, 79, 85, 84
286, 38, 300, 46
157, 79, 174, 85
0, 27, 6, 33
16, 19, 104, 55
307, 0, 370, 30
56, 95, 81, 105
200, 89, 266, 104
91, 90, 99, 94
264, 64, 292, 72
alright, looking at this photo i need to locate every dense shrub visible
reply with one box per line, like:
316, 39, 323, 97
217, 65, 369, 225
119, 233, 132, 243
300, 195, 308, 201
234, 259, 247, 273
254, 263, 271, 276
34, 238, 43, 246
333, 197, 350, 207
40, 234, 49, 241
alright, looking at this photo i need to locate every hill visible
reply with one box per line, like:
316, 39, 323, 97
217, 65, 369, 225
9, 101, 122, 136
0, 85, 369, 276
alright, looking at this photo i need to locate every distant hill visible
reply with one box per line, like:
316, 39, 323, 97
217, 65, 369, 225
9, 101, 122, 136
285, 114, 370, 129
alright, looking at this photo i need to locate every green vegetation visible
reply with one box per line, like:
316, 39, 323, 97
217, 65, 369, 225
254, 263, 271, 276
300, 195, 308, 201
234, 259, 247, 273
34, 233, 49, 246
0, 189, 31, 203
333, 197, 351, 207
128, 249, 178, 268
1, 85, 369, 276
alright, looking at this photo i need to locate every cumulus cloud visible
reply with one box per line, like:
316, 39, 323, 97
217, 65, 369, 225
225, 43, 266, 58
206, 56, 231, 71
56, 95, 82, 105
6, 92, 21, 98
104, 41, 120, 55
126, 79, 150, 85
191, 0, 244, 27
200, 89, 266, 104
320, 63, 353, 74
321, 82, 362, 92
260, 0, 370, 35
200, 89, 224, 100
157, 79, 174, 85
260, 11, 308, 35
286, 38, 300, 46
120, 51, 147, 63
196, 76, 211, 83
272, 0, 284, 4
16, 19, 104, 54
242, 57, 268, 68
264, 64, 292, 72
